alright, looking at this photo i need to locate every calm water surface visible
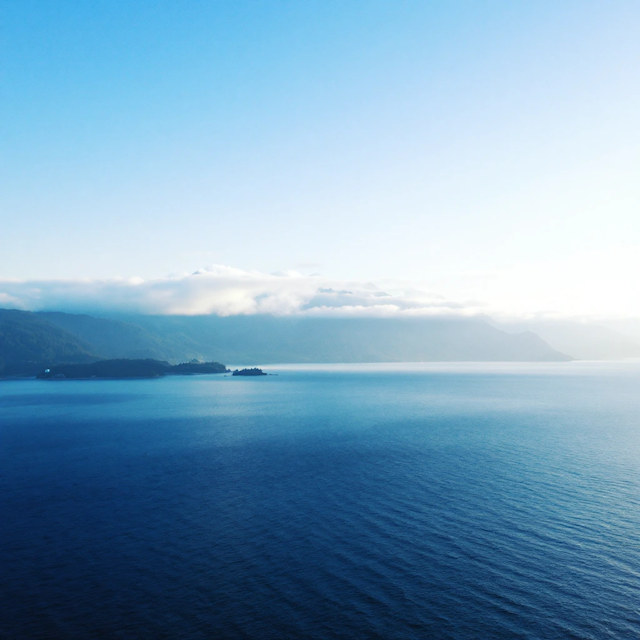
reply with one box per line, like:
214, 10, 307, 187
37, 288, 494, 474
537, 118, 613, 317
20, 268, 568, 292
1, 363, 639, 639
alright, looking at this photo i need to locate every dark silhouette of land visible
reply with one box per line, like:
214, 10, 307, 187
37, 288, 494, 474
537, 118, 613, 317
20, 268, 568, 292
0, 308, 577, 378
36, 359, 229, 379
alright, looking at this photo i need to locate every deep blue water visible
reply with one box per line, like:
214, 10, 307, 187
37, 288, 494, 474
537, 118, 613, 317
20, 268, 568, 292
1, 363, 640, 639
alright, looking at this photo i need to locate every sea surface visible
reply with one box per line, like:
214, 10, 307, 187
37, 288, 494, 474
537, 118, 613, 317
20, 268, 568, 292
1, 362, 639, 639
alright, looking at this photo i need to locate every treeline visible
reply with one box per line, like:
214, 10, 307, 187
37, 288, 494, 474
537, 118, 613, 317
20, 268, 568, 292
37, 359, 229, 379
0, 309, 97, 375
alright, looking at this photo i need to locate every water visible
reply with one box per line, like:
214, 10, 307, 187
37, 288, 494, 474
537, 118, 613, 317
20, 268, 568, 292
1, 363, 639, 639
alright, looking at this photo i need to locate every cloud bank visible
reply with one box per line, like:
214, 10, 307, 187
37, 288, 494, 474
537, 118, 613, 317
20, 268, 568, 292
0, 264, 482, 317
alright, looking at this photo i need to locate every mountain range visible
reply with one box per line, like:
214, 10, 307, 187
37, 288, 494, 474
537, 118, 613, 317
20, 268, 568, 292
0, 308, 573, 374
495, 320, 640, 361
4, 307, 640, 375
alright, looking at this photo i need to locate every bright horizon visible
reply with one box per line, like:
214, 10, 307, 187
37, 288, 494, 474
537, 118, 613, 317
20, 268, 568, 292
2, 1, 640, 319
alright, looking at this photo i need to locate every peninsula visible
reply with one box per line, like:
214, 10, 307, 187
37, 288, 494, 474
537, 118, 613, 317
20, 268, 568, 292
36, 359, 229, 379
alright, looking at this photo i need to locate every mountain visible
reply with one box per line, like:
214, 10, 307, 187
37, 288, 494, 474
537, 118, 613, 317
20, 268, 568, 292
0, 309, 571, 372
124, 314, 571, 363
602, 319, 640, 345
0, 309, 98, 375
38, 311, 199, 361
496, 320, 640, 360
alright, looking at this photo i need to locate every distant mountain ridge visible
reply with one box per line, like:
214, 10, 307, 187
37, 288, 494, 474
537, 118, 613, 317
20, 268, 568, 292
0, 308, 572, 374
123, 314, 571, 364
495, 320, 640, 361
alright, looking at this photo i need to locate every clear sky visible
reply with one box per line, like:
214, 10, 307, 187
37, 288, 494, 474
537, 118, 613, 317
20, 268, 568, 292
1, 1, 639, 317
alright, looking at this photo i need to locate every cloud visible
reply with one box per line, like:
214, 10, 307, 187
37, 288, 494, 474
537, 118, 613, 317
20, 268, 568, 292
0, 265, 483, 317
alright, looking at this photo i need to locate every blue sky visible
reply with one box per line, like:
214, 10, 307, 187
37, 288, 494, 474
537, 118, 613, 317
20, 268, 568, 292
1, 1, 639, 317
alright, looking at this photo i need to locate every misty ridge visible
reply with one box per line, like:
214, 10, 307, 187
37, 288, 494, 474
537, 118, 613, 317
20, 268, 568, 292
2, 305, 639, 376
0, 309, 562, 375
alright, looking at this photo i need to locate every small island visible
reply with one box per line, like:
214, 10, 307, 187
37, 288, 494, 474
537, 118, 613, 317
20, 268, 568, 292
232, 368, 267, 377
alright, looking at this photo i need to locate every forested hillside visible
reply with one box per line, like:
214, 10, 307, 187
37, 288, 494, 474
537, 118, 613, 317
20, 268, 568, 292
0, 309, 98, 374
0, 308, 572, 375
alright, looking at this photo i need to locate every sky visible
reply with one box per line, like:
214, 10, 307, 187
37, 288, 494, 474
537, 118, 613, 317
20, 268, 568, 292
1, 1, 639, 318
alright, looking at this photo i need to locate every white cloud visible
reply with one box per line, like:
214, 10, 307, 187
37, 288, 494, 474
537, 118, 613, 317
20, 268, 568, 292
0, 265, 482, 317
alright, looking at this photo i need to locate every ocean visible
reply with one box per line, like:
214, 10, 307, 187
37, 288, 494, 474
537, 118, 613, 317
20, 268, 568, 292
1, 363, 639, 639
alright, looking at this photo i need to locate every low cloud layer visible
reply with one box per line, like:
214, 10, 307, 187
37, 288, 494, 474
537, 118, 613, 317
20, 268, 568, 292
0, 264, 482, 317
